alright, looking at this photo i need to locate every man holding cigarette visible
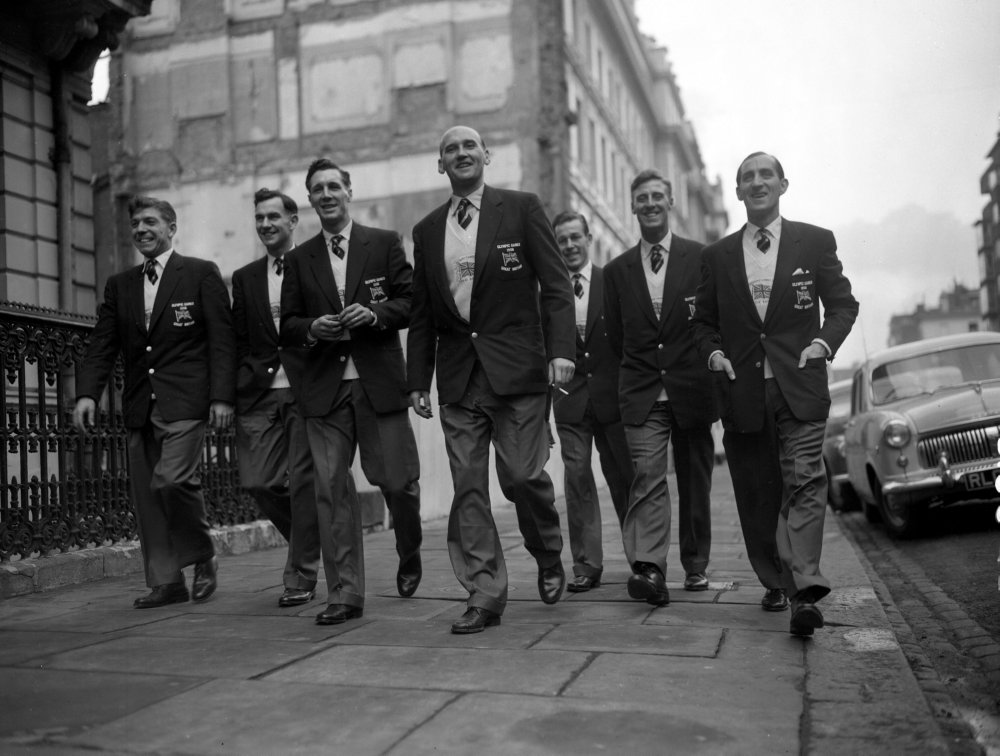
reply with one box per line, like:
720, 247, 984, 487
407, 125, 576, 634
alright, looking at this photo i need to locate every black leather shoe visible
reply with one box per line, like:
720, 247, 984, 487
451, 607, 501, 634
278, 588, 315, 607
790, 601, 824, 636
396, 553, 422, 598
627, 563, 670, 606
684, 572, 709, 591
761, 588, 790, 612
566, 575, 600, 593
316, 604, 364, 625
537, 562, 566, 604
191, 557, 218, 602
134, 583, 189, 609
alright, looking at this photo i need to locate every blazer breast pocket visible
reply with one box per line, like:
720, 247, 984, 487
494, 240, 530, 279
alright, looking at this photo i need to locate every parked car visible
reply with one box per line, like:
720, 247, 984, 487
844, 332, 1000, 537
823, 379, 856, 511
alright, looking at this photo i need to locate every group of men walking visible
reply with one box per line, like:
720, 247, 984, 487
73, 126, 857, 638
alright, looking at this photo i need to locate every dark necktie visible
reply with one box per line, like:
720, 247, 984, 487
456, 198, 472, 229
143, 259, 158, 284
756, 229, 770, 253
572, 273, 584, 299
330, 234, 345, 259
273, 256, 285, 276
650, 244, 664, 274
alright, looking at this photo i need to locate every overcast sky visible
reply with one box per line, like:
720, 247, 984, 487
634, 0, 1000, 365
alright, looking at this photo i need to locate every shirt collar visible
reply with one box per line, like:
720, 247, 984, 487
746, 216, 782, 241
145, 248, 173, 268
640, 230, 672, 258
451, 184, 485, 212
571, 260, 593, 282
322, 221, 352, 248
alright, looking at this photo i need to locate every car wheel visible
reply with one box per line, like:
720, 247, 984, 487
876, 491, 926, 538
863, 470, 883, 523
840, 482, 861, 512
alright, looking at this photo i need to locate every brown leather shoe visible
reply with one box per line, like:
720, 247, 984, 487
627, 563, 670, 606
761, 588, 790, 612
191, 557, 218, 602
451, 607, 501, 634
278, 588, 315, 607
315, 604, 364, 625
134, 583, 189, 609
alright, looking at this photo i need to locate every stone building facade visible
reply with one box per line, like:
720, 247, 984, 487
977, 129, 1000, 331
2, 1, 151, 316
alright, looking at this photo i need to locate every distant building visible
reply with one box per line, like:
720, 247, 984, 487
887, 281, 980, 346
977, 128, 1000, 330
94, 0, 727, 280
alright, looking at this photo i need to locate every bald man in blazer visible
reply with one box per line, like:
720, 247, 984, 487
604, 169, 718, 608
407, 125, 576, 634
691, 151, 858, 636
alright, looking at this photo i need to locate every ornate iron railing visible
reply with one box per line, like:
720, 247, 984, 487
0, 302, 258, 561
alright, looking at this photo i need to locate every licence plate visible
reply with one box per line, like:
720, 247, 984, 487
963, 468, 1000, 491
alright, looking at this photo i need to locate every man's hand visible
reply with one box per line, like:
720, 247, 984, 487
210, 401, 234, 430
548, 358, 575, 387
340, 303, 376, 330
409, 390, 433, 419
797, 342, 828, 368
309, 314, 345, 342
73, 397, 97, 433
709, 352, 736, 381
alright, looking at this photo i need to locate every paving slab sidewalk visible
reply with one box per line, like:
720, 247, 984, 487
0, 467, 949, 755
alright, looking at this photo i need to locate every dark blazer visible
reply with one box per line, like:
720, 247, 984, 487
231, 255, 309, 414
603, 236, 717, 429
552, 265, 621, 425
279, 224, 412, 417
691, 219, 859, 432
407, 185, 575, 402
76, 252, 236, 428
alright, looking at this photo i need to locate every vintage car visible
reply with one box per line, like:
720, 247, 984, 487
843, 332, 1000, 537
823, 379, 856, 511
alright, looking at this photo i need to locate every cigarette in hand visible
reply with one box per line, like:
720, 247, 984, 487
551, 384, 569, 396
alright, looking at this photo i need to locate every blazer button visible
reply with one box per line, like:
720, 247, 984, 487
145, 346, 152, 352
760, 334, 766, 340
339, 356, 346, 362
584, 352, 590, 358
756, 362, 762, 368
660, 369, 666, 375
471, 332, 478, 339
277, 346, 283, 351
657, 344, 663, 349
267, 367, 275, 374
587, 372, 593, 378
148, 368, 154, 374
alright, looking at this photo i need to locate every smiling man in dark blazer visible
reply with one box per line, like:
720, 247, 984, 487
281, 158, 422, 626
691, 152, 858, 636
74, 195, 235, 609
604, 169, 718, 608
407, 125, 576, 634
231, 188, 320, 608
550, 210, 633, 593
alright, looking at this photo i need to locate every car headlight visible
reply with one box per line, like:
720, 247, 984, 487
883, 420, 911, 449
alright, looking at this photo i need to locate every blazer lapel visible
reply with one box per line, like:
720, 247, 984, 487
623, 246, 659, 328
148, 253, 181, 331
472, 186, 501, 294
764, 219, 797, 325
130, 264, 147, 334
306, 233, 342, 312
425, 201, 463, 320
345, 224, 367, 305
255, 257, 278, 339
658, 240, 684, 328
724, 228, 761, 324
584, 267, 603, 342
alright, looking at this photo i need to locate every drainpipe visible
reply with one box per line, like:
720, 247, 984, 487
50, 62, 74, 312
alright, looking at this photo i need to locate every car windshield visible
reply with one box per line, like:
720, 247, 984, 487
869, 343, 1000, 406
